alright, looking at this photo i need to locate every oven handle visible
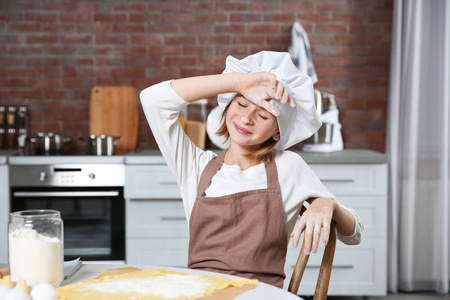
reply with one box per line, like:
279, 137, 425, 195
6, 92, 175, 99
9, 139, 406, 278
13, 191, 120, 197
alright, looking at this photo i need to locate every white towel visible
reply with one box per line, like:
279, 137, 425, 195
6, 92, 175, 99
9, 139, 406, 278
288, 21, 318, 84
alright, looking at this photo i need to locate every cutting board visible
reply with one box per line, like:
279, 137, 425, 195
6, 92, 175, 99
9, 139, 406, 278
89, 86, 139, 155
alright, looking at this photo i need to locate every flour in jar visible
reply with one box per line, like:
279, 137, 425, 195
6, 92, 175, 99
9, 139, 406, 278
8, 227, 63, 285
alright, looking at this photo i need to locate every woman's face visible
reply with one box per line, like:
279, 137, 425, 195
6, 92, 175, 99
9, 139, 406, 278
225, 95, 280, 148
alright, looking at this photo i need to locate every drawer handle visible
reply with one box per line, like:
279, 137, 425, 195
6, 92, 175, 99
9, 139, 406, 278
160, 216, 186, 221
160, 181, 178, 186
291, 264, 354, 269
321, 179, 355, 183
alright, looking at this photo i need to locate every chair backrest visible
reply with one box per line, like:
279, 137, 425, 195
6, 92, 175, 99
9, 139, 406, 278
288, 205, 337, 299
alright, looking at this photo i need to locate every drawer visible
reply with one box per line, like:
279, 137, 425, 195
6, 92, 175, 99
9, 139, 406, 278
310, 164, 387, 196
125, 165, 181, 199
126, 238, 189, 268
283, 237, 386, 295
337, 196, 387, 238
295, 195, 386, 238
126, 199, 188, 238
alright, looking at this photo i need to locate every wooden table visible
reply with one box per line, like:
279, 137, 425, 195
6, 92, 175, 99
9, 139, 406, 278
62, 263, 302, 300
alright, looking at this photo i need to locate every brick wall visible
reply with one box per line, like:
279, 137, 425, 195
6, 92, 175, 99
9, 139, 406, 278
0, 0, 392, 153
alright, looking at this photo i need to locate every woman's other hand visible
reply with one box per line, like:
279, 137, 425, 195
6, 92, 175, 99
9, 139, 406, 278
290, 197, 335, 255
236, 72, 295, 117
290, 197, 357, 254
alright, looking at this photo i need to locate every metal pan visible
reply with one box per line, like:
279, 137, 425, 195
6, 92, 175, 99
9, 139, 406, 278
30, 132, 72, 155
84, 135, 122, 156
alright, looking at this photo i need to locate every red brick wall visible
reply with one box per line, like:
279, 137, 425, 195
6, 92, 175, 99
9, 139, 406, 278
0, 0, 392, 153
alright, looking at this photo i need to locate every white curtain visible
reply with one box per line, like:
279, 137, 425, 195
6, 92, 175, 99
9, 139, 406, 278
387, 0, 450, 294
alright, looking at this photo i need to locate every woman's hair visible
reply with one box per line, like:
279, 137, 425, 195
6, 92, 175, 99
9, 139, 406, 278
216, 101, 278, 166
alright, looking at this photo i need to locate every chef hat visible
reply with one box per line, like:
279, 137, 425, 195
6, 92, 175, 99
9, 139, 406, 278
217, 51, 321, 150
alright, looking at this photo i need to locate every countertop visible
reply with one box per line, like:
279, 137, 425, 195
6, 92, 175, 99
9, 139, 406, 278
0, 150, 17, 164
125, 148, 388, 164
8, 154, 125, 165
0, 149, 388, 165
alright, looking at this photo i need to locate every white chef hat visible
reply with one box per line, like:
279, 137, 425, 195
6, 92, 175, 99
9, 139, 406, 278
217, 51, 321, 150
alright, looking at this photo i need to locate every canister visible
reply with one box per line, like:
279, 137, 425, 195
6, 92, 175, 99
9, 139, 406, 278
8, 210, 64, 287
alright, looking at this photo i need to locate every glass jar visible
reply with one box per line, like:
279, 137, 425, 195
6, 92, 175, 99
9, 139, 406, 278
8, 210, 64, 287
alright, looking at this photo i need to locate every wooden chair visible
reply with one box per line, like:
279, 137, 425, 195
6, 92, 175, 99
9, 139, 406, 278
288, 205, 337, 300
0, 267, 8, 279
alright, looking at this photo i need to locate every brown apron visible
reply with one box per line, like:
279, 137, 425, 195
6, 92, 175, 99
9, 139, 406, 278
188, 151, 288, 288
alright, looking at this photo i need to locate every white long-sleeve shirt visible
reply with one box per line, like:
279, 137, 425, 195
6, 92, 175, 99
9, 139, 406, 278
140, 80, 363, 245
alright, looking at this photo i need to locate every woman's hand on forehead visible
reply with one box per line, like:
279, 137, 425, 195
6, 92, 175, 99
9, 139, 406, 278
236, 72, 295, 117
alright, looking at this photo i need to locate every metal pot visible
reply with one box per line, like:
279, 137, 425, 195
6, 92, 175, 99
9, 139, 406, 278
30, 132, 72, 155
85, 135, 122, 156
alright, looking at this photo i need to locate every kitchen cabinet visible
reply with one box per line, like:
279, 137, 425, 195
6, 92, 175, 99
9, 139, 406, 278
124, 157, 188, 268
0, 156, 9, 264
124, 149, 388, 296
283, 163, 387, 296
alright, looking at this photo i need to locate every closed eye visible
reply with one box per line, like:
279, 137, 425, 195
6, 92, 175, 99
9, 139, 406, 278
259, 114, 268, 120
238, 102, 247, 107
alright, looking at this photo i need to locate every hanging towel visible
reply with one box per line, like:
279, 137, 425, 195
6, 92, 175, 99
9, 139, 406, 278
288, 21, 318, 84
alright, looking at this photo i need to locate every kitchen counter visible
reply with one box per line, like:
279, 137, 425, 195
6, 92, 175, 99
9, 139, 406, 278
125, 149, 166, 164
0, 150, 18, 164
125, 149, 388, 164
297, 149, 388, 164
1, 149, 388, 165
7, 154, 125, 165
1, 150, 126, 165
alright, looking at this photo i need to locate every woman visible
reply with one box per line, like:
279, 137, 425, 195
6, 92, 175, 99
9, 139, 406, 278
140, 51, 363, 288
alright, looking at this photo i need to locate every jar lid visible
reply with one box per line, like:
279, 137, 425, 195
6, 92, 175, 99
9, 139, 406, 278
10, 209, 61, 218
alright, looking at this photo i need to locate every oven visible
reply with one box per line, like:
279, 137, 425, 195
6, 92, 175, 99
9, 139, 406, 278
9, 163, 125, 262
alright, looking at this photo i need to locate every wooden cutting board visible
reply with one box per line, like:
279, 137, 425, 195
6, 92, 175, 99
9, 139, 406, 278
89, 86, 139, 155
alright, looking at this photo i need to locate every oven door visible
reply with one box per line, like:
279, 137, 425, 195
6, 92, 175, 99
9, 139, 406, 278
10, 187, 125, 262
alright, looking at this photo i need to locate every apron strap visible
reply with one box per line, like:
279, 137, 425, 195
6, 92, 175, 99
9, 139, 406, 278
197, 151, 226, 197
266, 154, 280, 192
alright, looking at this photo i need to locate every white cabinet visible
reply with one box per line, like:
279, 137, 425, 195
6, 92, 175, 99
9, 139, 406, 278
125, 164, 189, 268
283, 163, 387, 296
125, 165, 180, 199
125, 150, 388, 296
0, 164, 9, 263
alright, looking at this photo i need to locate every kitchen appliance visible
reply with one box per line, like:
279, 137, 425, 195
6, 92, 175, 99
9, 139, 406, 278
9, 162, 125, 262
302, 90, 344, 153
